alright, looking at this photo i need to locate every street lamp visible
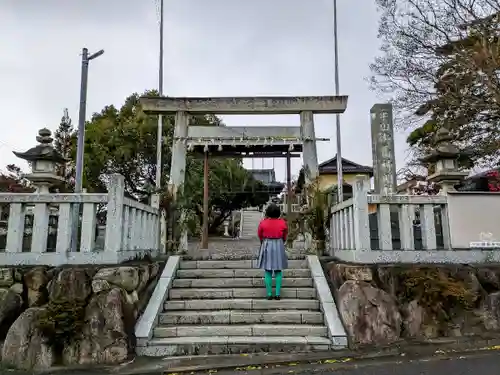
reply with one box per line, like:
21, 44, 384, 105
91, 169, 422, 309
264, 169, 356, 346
72, 47, 104, 253
74, 47, 104, 193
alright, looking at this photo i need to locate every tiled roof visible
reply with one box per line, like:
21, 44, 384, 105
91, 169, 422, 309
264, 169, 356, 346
318, 156, 373, 176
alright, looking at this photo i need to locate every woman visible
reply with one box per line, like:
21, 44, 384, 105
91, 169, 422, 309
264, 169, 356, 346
256, 203, 288, 300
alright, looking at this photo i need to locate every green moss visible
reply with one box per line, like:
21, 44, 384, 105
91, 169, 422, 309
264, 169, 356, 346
36, 302, 86, 349
398, 267, 477, 320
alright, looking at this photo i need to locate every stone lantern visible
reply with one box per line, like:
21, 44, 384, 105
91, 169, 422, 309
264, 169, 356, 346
13, 128, 67, 194
420, 127, 468, 194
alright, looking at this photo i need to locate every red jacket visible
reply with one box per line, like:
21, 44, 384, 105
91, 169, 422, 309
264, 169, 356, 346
257, 218, 288, 242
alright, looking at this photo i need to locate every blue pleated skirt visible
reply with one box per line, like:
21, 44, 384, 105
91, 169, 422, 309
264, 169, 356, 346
256, 238, 288, 271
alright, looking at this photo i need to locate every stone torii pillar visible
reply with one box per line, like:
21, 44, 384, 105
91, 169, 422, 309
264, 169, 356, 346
300, 111, 319, 182
169, 111, 189, 251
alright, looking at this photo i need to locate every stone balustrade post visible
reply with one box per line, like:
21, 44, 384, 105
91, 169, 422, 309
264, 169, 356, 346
104, 174, 125, 253
352, 175, 371, 250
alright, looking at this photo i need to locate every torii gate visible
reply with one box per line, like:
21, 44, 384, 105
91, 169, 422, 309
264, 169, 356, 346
140, 95, 348, 250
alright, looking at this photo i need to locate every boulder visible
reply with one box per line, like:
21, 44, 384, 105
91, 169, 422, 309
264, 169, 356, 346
477, 291, 500, 330
0, 268, 14, 287
149, 262, 160, 279
401, 300, 426, 338
337, 280, 401, 345
48, 268, 91, 304
91, 279, 112, 294
24, 267, 49, 291
328, 263, 373, 289
476, 268, 500, 290
63, 288, 133, 365
0, 288, 23, 336
9, 283, 23, 295
24, 267, 50, 307
136, 265, 150, 293
2, 307, 55, 370
93, 267, 139, 292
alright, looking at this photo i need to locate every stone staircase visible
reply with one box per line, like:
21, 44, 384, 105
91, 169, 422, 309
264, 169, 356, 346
136, 256, 347, 356
240, 209, 262, 239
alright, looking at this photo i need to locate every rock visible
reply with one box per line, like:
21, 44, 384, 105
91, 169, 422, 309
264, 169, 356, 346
376, 267, 397, 295
136, 265, 150, 293
49, 268, 91, 304
126, 290, 139, 306
0, 289, 23, 335
24, 267, 49, 306
476, 268, 500, 290
330, 264, 373, 285
93, 267, 139, 292
27, 290, 46, 308
149, 262, 160, 279
24, 267, 49, 291
402, 300, 425, 337
0, 268, 14, 287
63, 288, 133, 365
9, 283, 23, 295
454, 268, 483, 302
92, 279, 112, 294
337, 280, 401, 345
477, 291, 500, 330
2, 307, 55, 370
13, 268, 23, 282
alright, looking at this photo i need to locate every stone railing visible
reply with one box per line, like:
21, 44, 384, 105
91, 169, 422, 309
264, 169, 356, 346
331, 175, 448, 253
330, 175, 500, 264
0, 174, 160, 265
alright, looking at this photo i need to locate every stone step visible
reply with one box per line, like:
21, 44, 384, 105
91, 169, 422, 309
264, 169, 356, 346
154, 324, 328, 338
165, 298, 320, 311
177, 268, 311, 278
172, 277, 313, 288
169, 287, 316, 300
139, 336, 332, 356
179, 260, 307, 269
159, 310, 324, 325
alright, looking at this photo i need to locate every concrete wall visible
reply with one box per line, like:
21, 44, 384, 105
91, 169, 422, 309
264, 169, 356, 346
447, 192, 500, 248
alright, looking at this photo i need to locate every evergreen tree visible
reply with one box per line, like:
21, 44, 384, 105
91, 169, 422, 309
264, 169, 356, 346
53, 108, 76, 191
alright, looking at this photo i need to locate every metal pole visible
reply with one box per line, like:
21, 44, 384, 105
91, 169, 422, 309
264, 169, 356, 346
74, 48, 89, 194
155, 0, 164, 192
333, 0, 343, 202
202, 151, 209, 249
286, 152, 292, 218
71, 48, 90, 253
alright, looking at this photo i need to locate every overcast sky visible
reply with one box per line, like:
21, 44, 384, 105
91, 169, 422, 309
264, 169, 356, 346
0, 0, 409, 182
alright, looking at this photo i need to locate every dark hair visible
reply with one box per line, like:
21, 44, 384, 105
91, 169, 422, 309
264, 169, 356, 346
265, 203, 281, 219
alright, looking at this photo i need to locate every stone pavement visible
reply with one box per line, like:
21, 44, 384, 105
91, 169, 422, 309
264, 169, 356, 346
186, 238, 307, 260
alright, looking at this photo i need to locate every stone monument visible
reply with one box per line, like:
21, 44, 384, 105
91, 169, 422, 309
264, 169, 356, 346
370, 104, 397, 194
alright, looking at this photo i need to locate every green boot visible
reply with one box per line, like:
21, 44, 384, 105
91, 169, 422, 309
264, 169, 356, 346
264, 270, 273, 299
274, 270, 283, 300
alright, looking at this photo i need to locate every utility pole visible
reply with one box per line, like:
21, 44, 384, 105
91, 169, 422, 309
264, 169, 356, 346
333, 0, 343, 202
155, 0, 164, 196
72, 47, 104, 252
74, 47, 104, 193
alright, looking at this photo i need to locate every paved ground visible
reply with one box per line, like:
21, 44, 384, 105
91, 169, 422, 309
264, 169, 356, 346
203, 351, 500, 375
291, 351, 500, 375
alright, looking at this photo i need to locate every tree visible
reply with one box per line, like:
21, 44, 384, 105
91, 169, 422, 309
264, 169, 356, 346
53, 108, 76, 191
82, 90, 270, 233
0, 164, 33, 193
370, 0, 500, 167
